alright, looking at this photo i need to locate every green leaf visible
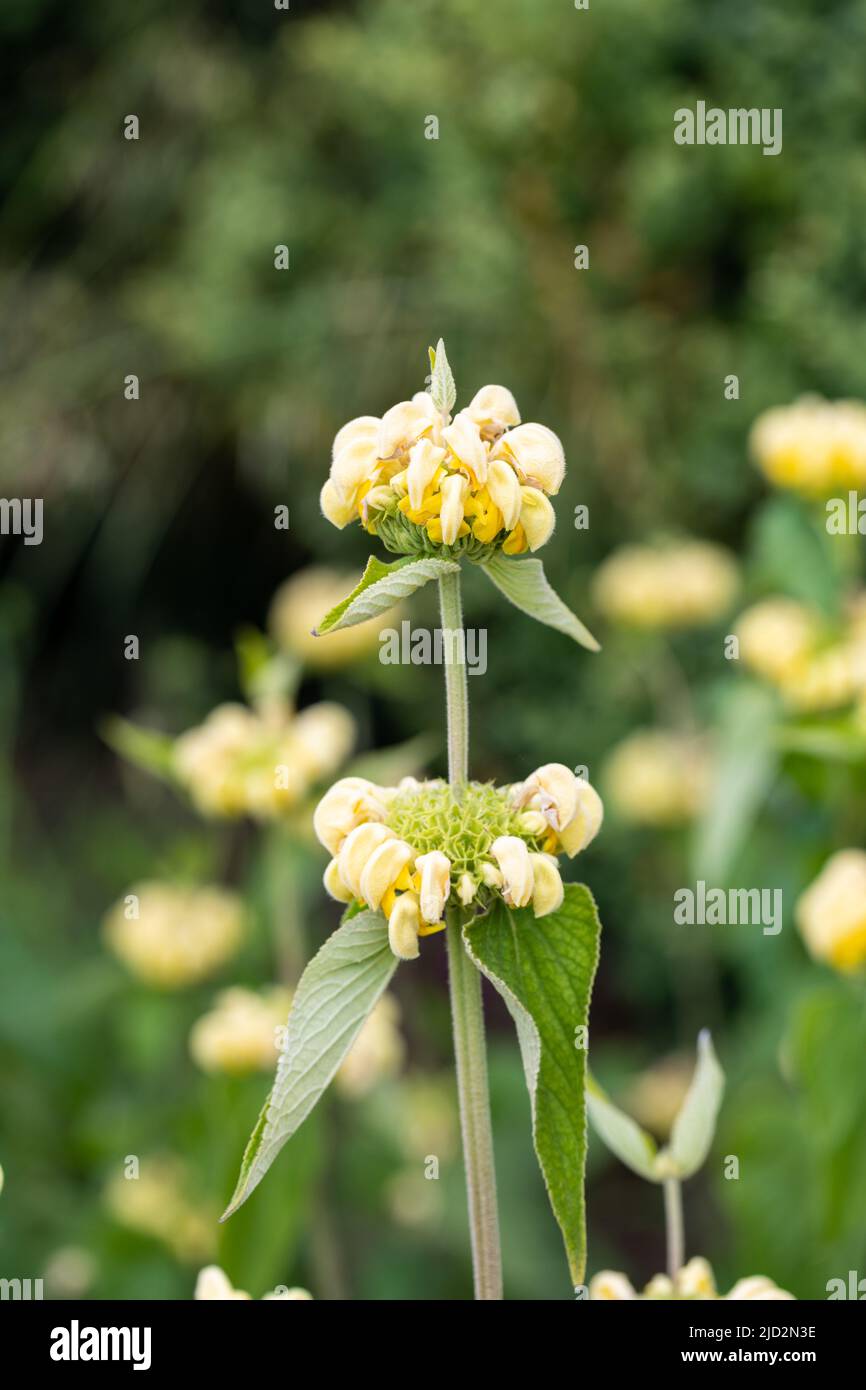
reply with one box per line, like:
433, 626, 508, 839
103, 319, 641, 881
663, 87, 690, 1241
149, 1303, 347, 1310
100, 716, 177, 782
464, 884, 601, 1285
586, 1073, 659, 1181
665, 1030, 725, 1179
315, 554, 459, 635
750, 495, 841, 616
480, 553, 600, 652
221, 910, 398, 1219
430, 337, 456, 415
692, 682, 778, 882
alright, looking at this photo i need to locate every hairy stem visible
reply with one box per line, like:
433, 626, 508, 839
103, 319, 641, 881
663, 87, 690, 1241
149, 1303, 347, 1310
664, 1177, 685, 1279
438, 569, 503, 1300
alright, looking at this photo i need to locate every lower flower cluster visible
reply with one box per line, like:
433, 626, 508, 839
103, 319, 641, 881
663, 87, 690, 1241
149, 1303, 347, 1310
590, 1257, 794, 1301
313, 764, 603, 959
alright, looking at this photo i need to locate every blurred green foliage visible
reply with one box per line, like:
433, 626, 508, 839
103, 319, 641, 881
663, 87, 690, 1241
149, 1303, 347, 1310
2, 0, 866, 1300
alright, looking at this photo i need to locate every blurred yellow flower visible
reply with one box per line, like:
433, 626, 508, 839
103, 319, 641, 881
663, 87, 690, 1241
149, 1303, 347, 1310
334, 994, 405, 1098
173, 699, 354, 819
796, 850, 866, 972
735, 594, 866, 712
750, 395, 866, 496
589, 1257, 793, 1300
190, 986, 292, 1075
593, 541, 738, 630
105, 1157, 216, 1262
735, 597, 821, 685
268, 566, 399, 670
604, 730, 710, 826
104, 882, 244, 988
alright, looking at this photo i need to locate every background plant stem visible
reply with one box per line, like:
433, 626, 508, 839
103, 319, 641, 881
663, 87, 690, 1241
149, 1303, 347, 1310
438, 570, 503, 1300
664, 1177, 685, 1279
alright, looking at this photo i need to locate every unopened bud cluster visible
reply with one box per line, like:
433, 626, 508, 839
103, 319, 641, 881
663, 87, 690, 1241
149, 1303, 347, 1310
320, 382, 565, 558
314, 764, 603, 960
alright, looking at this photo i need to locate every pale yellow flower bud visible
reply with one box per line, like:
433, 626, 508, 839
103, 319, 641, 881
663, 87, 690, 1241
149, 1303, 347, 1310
332, 415, 379, 459
407, 438, 446, 510
415, 850, 451, 924
338, 821, 395, 897
457, 872, 477, 905
484, 457, 522, 531
439, 473, 469, 546
558, 779, 605, 857
479, 861, 502, 888
442, 410, 489, 484
323, 858, 353, 903
498, 422, 565, 495
643, 1274, 675, 1299
795, 849, 866, 972
377, 398, 437, 459
388, 892, 421, 960
518, 762, 580, 831
750, 396, 866, 496
490, 836, 534, 908
726, 1276, 794, 1301
529, 854, 564, 918
359, 838, 415, 910
320, 479, 356, 529
589, 1271, 637, 1300
313, 777, 388, 856
518, 486, 556, 551
466, 384, 521, 438
518, 809, 549, 836
195, 1265, 252, 1301
330, 436, 379, 504
675, 1257, 717, 1299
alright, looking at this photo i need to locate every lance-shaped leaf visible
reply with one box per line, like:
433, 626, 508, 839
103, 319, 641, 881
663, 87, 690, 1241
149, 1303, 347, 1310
666, 1029, 724, 1179
586, 1073, 659, 1181
222, 910, 397, 1219
480, 553, 600, 652
587, 1030, 725, 1183
100, 716, 177, 782
429, 338, 456, 415
315, 554, 459, 636
464, 884, 601, 1285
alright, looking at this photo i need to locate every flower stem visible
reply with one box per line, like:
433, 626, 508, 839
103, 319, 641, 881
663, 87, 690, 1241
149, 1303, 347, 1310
663, 1177, 685, 1279
438, 569, 503, 1301
437, 568, 469, 786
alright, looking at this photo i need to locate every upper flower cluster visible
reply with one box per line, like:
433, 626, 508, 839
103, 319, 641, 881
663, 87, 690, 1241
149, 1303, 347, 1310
313, 764, 603, 960
320, 377, 566, 558
751, 395, 866, 496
